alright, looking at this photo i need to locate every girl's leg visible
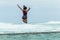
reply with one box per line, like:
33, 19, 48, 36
25, 19, 27, 23
22, 16, 27, 23
23, 19, 27, 23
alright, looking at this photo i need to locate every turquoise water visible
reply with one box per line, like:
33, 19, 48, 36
0, 33, 60, 40
0, 22, 60, 40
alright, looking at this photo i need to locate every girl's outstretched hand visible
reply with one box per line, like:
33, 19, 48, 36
17, 3, 23, 11
27, 7, 31, 12
29, 7, 31, 9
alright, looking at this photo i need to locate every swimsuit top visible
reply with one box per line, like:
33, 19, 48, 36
23, 10, 27, 16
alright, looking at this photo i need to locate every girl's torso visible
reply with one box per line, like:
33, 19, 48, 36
23, 10, 27, 16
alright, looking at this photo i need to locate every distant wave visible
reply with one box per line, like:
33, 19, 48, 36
45, 21, 60, 24
0, 21, 60, 33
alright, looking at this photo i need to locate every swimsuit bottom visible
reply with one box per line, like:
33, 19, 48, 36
22, 15, 27, 19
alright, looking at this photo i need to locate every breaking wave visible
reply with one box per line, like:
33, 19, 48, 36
45, 21, 60, 24
0, 21, 60, 33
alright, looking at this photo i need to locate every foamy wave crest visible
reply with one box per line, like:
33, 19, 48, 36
45, 21, 60, 24
0, 22, 60, 33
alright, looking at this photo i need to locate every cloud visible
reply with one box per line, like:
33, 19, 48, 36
0, 0, 60, 8
0, 0, 16, 7
25, 0, 60, 8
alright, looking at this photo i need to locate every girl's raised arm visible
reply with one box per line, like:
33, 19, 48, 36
17, 4, 23, 11
27, 8, 30, 12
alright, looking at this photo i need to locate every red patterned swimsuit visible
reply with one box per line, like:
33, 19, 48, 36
22, 10, 27, 19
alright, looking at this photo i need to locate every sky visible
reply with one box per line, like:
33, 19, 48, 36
0, 0, 60, 24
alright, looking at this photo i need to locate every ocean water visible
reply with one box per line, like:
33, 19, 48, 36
0, 21, 60, 40
0, 33, 60, 40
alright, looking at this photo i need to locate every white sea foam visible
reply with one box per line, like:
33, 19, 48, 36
0, 21, 60, 33
45, 21, 60, 24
